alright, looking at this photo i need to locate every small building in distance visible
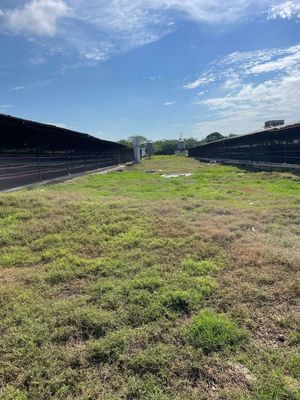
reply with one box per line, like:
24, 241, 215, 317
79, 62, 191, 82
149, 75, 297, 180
265, 120, 285, 129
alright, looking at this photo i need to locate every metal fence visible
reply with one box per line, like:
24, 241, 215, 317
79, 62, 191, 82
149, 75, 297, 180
189, 123, 300, 166
0, 114, 134, 191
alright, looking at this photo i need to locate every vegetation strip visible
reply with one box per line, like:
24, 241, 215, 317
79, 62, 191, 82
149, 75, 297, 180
0, 156, 299, 399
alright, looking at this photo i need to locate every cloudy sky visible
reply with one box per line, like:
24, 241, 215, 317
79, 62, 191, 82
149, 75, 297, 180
0, 0, 300, 140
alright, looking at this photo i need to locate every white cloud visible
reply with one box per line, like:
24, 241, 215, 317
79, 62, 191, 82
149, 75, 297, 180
0, 0, 283, 62
183, 75, 216, 89
72, 0, 268, 35
4, 0, 69, 36
83, 44, 114, 61
250, 48, 300, 73
184, 44, 300, 90
223, 75, 241, 89
163, 101, 176, 106
268, 1, 300, 19
10, 86, 25, 91
202, 70, 300, 116
188, 44, 300, 136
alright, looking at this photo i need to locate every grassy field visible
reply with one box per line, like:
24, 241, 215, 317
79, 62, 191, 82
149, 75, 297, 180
0, 156, 299, 400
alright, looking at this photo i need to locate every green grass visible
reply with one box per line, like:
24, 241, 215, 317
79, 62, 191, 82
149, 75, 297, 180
188, 309, 248, 352
0, 155, 299, 399
182, 258, 224, 276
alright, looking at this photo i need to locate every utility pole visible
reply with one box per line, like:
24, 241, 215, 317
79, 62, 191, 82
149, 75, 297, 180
177, 133, 185, 154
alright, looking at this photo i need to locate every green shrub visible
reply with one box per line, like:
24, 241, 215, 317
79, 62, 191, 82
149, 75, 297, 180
188, 309, 248, 352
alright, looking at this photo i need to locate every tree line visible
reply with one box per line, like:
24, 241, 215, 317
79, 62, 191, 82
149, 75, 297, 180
119, 132, 237, 155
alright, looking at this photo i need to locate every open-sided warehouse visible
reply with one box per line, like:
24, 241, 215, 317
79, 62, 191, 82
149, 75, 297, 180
0, 114, 134, 190
189, 123, 300, 166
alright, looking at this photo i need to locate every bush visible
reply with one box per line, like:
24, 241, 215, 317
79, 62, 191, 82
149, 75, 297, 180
188, 309, 248, 352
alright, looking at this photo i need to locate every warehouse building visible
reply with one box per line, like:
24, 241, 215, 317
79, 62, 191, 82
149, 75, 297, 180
189, 123, 300, 166
0, 113, 134, 190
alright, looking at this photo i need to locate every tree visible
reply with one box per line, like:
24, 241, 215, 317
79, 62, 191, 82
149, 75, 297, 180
118, 139, 132, 147
204, 132, 224, 143
118, 135, 147, 148
118, 136, 203, 154
185, 137, 201, 149
154, 140, 177, 155
128, 135, 147, 144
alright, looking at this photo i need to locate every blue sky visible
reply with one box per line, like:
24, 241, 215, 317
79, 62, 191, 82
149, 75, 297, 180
0, 1, 300, 141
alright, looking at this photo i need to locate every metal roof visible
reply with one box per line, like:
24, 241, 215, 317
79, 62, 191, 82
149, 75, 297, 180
0, 113, 129, 150
190, 122, 300, 149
